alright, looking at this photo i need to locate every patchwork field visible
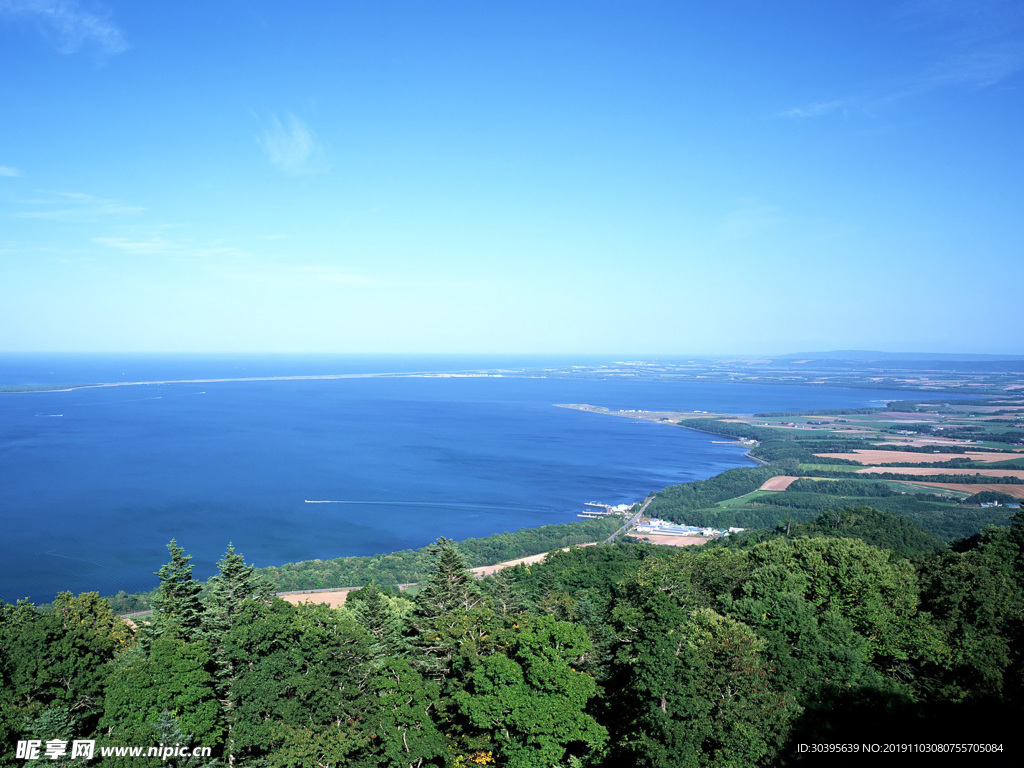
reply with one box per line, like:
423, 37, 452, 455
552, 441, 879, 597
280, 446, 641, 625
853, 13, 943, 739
856, 467, 1024, 479
814, 450, 1024, 464
904, 482, 1024, 499
279, 588, 358, 609
873, 438, 986, 447
630, 534, 713, 547
758, 475, 800, 491
799, 463, 860, 473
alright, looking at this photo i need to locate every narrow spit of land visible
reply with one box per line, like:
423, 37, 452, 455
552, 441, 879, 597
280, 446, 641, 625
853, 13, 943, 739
0, 371, 505, 394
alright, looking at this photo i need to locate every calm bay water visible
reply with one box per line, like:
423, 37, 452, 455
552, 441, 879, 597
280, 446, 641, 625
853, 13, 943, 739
0, 355, 924, 603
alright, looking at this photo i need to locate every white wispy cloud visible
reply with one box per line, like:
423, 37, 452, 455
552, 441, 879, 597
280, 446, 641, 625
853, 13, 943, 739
778, 100, 846, 120
897, 0, 1024, 89
258, 114, 328, 176
0, 165, 21, 177
780, 2, 1023, 122
93, 229, 248, 260
14, 191, 144, 221
92, 233, 372, 291
924, 42, 1024, 88
93, 235, 178, 254
0, 0, 128, 56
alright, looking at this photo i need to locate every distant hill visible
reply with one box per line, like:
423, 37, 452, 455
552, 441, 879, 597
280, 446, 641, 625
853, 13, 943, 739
768, 351, 1024, 373
776, 350, 1024, 362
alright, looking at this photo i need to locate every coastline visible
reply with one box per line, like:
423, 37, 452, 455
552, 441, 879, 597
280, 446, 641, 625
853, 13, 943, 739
556, 402, 766, 464
3, 379, 969, 604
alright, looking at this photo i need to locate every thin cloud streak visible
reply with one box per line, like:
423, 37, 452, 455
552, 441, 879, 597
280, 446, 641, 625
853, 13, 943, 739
782, 2, 1023, 121
92, 234, 375, 291
13, 191, 144, 221
897, 0, 1024, 89
93, 231, 247, 259
93, 236, 179, 255
0, 0, 128, 56
924, 42, 1024, 88
0, 165, 21, 177
778, 100, 845, 119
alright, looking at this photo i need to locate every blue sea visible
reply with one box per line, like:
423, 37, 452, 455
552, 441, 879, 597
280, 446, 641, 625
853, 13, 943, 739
0, 354, 929, 603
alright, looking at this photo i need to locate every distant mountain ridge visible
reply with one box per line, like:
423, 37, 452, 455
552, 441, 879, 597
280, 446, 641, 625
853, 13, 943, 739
775, 350, 1024, 362
763, 350, 1024, 374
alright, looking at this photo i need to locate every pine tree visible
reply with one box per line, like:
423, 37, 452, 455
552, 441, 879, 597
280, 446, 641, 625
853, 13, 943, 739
204, 544, 272, 768
415, 538, 481, 616
481, 567, 528, 617
152, 539, 205, 643
205, 543, 273, 637
412, 538, 483, 678
348, 583, 406, 660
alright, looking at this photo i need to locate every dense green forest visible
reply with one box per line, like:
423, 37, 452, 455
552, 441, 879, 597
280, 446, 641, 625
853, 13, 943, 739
3, 519, 1022, 767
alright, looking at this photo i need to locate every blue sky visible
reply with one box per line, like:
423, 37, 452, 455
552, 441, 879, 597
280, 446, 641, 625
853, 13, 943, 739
1, 0, 1022, 355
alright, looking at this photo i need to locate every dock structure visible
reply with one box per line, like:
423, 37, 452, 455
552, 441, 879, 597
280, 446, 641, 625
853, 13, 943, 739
577, 501, 632, 519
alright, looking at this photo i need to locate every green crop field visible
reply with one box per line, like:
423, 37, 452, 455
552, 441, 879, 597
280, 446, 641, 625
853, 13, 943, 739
799, 463, 860, 473
715, 490, 774, 508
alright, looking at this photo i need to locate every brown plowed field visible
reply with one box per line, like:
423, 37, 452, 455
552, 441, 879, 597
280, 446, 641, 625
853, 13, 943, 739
631, 534, 713, 547
873, 438, 979, 448
946, 405, 1024, 412
279, 588, 358, 609
814, 450, 1024, 465
759, 475, 799, 491
857, 467, 1024, 479
905, 482, 1024, 499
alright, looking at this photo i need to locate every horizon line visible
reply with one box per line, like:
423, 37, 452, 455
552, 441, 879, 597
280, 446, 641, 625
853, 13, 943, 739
3, 350, 1024, 359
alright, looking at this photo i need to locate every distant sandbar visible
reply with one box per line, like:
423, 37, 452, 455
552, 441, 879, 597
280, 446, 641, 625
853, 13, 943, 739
0, 371, 505, 394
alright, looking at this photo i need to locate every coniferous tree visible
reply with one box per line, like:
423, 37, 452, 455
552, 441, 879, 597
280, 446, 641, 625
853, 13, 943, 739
412, 538, 483, 678
152, 540, 205, 643
206, 544, 273, 633
203, 544, 272, 766
415, 538, 481, 616
480, 567, 529, 617
347, 583, 406, 660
